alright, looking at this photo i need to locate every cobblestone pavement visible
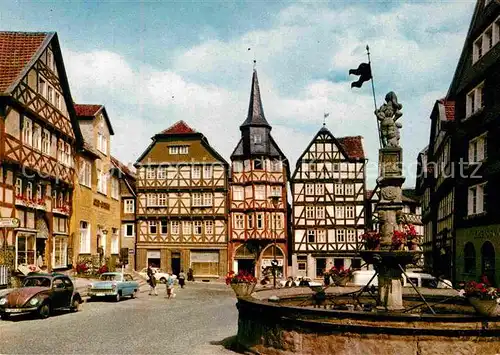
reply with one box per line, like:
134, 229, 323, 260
0, 282, 239, 354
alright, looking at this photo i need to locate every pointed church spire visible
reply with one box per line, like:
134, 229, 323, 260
240, 69, 271, 129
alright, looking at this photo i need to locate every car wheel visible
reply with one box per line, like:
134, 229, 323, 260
0, 313, 9, 320
160, 277, 166, 284
38, 303, 51, 319
115, 292, 121, 302
71, 298, 81, 312
131, 290, 138, 299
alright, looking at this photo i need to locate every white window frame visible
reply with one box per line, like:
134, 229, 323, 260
157, 167, 166, 179
306, 206, 314, 219
171, 221, 179, 235
22, 117, 33, 146
466, 82, 484, 118
26, 182, 33, 200
346, 229, 356, 243
345, 184, 355, 195
160, 221, 168, 235
123, 223, 135, 238
316, 206, 325, 219
305, 183, 314, 195
271, 186, 281, 198
111, 230, 119, 254
192, 193, 202, 207
255, 185, 265, 200
124, 199, 135, 214
148, 221, 157, 234
194, 221, 202, 235
146, 168, 155, 180
179, 146, 189, 154
235, 214, 244, 229
334, 184, 344, 195
205, 220, 213, 235
468, 183, 486, 216
317, 229, 326, 243
111, 177, 119, 200
335, 206, 344, 219
248, 214, 254, 229
336, 229, 346, 242
147, 194, 157, 207
233, 186, 244, 201
158, 193, 167, 206
346, 206, 355, 219
79, 159, 91, 187
315, 183, 324, 195
79, 221, 90, 253
307, 230, 315, 243
169, 146, 179, 155
192, 166, 201, 179
183, 221, 192, 235
203, 193, 213, 207
233, 161, 243, 173
256, 213, 264, 230
38, 77, 46, 97
33, 124, 42, 151
468, 133, 487, 163
203, 165, 212, 179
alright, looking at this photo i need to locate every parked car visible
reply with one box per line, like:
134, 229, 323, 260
138, 267, 170, 283
351, 270, 452, 289
0, 273, 83, 320
87, 272, 139, 302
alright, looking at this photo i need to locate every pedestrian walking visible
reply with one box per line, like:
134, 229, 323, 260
166, 272, 175, 299
178, 270, 186, 288
147, 264, 158, 296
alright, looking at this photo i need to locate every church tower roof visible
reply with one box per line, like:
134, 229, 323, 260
240, 69, 271, 129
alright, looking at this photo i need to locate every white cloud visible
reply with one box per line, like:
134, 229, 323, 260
63, 1, 475, 188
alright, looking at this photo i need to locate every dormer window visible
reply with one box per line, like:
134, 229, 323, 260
254, 159, 263, 170
473, 16, 500, 64
253, 135, 262, 144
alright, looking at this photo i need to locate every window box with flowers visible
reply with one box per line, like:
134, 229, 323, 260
464, 280, 500, 317
53, 204, 70, 216
226, 271, 257, 297
15, 195, 46, 210
15, 194, 30, 207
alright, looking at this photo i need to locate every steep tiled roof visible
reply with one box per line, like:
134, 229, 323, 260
160, 120, 196, 135
337, 136, 365, 159
111, 156, 136, 179
240, 69, 270, 128
438, 99, 455, 121
0, 32, 49, 92
74, 104, 102, 117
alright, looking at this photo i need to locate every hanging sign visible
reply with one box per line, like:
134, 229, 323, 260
0, 218, 20, 228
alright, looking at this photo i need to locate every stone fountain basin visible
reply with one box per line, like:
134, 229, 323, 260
236, 286, 500, 355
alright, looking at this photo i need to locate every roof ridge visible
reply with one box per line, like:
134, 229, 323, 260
159, 120, 197, 135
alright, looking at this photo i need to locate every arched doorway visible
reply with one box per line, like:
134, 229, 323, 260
260, 245, 285, 280
234, 245, 255, 275
481, 241, 495, 285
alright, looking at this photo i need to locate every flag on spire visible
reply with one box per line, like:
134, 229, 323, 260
349, 62, 372, 88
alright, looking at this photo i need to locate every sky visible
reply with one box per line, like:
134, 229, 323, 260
1, 0, 476, 188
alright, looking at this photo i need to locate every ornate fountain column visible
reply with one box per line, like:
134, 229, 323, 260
362, 92, 419, 311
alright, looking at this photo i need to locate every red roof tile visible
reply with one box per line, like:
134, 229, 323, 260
74, 104, 102, 117
160, 120, 196, 135
111, 156, 136, 179
0, 32, 48, 92
338, 136, 365, 159
438, 99, 455, 121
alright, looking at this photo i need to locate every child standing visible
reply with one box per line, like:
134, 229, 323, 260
166, 272, 175, 299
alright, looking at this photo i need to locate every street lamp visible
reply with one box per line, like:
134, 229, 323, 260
269, 195, 280, 288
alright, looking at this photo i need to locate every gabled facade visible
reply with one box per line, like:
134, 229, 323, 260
70, 104, 121, 268
446, 0, 500, 285
111, 156, 136, 271
0, 32, 82, 272
291, 127, 366, 278
416, 99, 456, 280
134, 121, 229, 278
229, 70, 290, 279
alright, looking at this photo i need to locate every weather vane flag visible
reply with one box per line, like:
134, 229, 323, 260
349, 63, 372, 88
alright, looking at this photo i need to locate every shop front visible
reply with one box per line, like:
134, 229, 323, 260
190, 250, 219, 277
147, 250, 161, 268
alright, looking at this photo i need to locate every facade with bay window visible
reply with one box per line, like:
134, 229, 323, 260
0, 32, 81, 273
70, 104, 121, 267
134, 120, 229, 278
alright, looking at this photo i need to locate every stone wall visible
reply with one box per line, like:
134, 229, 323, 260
236, 294, 500, 355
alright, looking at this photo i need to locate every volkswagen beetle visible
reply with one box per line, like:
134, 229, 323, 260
0, 273, 82, 320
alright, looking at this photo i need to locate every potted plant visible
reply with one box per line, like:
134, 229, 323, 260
392, 230, 406, 250
403, 224, 419, 250
464, 280, 500, 317
361, 231, 381, 250
225, 270, 257, 297
329, 267, 353, 286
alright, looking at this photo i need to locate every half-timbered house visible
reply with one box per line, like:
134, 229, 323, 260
71, 104, 121, 268
291, 127, 366, 279
135, 121, 229, 278
229, 69, 290, 279
0, 32, 82, 272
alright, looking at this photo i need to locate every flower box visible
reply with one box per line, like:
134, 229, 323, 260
469, 297, 500, 317
231, 282, 257, 297
53, 207, 70, 215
